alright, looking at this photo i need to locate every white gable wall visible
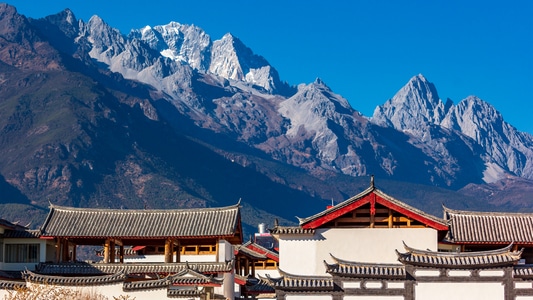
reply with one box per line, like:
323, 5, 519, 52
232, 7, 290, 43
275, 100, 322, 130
279, 227, 437, 275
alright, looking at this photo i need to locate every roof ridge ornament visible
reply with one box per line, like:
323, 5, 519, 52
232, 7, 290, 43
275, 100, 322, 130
370, 174, 375, 188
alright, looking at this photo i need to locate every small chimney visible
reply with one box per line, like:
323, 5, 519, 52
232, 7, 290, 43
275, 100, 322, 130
257, 223, 266, 234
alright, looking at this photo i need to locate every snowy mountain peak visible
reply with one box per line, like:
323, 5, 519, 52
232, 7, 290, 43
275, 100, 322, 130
209, 32, 287, 94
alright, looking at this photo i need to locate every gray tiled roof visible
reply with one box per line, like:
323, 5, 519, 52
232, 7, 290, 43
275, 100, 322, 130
40, 203, 241, 239
265, 269, 334, 291
0, 279, 25, 290
167, 288, 203, 298
514, 265, 533, 278
444, 206, 533, 244
3, 229, 40, 238
396, 242, 522, 268
122, 269, 222, 291
23, 270, 126, 286
37, 261, 234, 275
269, 226, 315, 235
170, 269, 223, 286
325, 254, 405, 279
244, 277, 275, 293
123, 276, 169, 291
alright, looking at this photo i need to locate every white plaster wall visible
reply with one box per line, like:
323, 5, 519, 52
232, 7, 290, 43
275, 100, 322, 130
182, 254, 217, 262
217, 239, 234, 300
344, 297, 404, 300
286, 295, 331, 300
123, 253, 217, 263
415, 282, 504, 300
279, 228, 437, 275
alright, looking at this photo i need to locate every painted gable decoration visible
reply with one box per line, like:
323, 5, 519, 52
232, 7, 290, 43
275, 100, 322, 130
297, 179, 448, 231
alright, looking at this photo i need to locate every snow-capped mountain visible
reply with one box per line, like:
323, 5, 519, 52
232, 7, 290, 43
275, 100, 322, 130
67, 11, 533, 187
1, 2, 532, 226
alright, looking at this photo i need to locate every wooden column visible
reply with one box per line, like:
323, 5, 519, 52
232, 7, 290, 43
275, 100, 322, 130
175, 240, 180, 263
55, 239, 61, 263
109, 240, 116, 263
216, 239, 219, 262
104, 239, 110, 263
62, 239, 69, 262
119, 245, 124, 263
165, 239, 173, 263
388, 209, 393, 228
251, 260, 255, 277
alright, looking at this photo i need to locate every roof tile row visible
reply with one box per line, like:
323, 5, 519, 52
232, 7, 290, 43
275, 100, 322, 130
40, 203, 240, 239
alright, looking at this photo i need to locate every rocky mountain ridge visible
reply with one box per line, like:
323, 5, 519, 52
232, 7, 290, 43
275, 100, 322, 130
374, 74, 533, 183
65, 11, 533, 187
0, 3, 532, 230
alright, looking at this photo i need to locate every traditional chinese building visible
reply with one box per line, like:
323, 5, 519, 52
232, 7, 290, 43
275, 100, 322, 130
1, 202, 244, 300
266, 178, 533, 300
443, 206, 533, 262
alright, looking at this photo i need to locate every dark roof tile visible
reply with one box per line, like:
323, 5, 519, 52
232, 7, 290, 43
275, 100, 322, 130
444, 207, 533, 244
325, 254, 405, 279
264, 269, 334, 291
37, 261, 234, 275
396, 242, 522, 268
40, 203, 240, 239
23, 270, 126, 286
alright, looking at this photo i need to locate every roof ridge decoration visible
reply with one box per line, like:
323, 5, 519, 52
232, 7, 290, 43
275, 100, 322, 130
296, 179, 447, 230
396, 242, 523, 269
47, 201, 241, 213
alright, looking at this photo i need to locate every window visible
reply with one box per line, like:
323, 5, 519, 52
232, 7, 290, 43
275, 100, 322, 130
5, 244, 40, 263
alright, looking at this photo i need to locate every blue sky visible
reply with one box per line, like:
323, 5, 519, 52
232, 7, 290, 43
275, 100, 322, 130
6, 1, 533, 134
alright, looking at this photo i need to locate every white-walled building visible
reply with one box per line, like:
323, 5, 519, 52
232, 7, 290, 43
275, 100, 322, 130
266, 179, 533, 300
272, 179, 448, 276
0, 219, 55, 272
1, 203, 244, 300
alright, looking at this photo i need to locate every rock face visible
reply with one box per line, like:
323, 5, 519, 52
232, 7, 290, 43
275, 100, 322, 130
0, 4, 532, 228
374, 74, 533, 183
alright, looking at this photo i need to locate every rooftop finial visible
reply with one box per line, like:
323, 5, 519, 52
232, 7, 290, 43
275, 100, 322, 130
371, 175, 375, 188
